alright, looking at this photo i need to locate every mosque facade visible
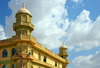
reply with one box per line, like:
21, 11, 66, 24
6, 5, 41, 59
0, 3, 69, 68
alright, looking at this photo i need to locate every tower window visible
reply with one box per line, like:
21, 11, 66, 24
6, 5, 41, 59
12, 48, 16, 56
12, 64, 15, 68
43, 56, 46, 62
55, 62, 57, 66
3, 65, 8, 68
61, 56, 63, 58
2, 49, 8, 57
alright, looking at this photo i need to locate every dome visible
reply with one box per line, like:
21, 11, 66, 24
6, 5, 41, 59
60, 42, 67, 48
17, 3, 30, 14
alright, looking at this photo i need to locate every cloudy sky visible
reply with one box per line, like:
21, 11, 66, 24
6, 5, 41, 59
0, 0, 100, 68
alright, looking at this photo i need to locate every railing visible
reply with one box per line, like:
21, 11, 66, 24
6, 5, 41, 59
0, 35, 36, 46
13, 22, 34, 30
36, 42, 42, 48
22, 35, 30, 40
13, 35, 20, 40
32, 36, 36, 42
0, 39, 8, 45
12, 54, 34, 60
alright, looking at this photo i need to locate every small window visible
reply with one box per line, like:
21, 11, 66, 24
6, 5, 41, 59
61, 56, 63, 58
12, 48, 16, 56
12, 64, 15, 68
38, 53, 41, 60
43, 56, 46, 62
3, 65, 8, 68
55, 62, 57, 66
2, 49, 8, 57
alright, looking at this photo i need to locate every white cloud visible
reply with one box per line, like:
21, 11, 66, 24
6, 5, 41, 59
0, 25, 6, 40
5, 0, 67, 49
72, 49, 100, 68
73, 0, 83, 3
64, 10, 100, 51
5, 0, 100, 51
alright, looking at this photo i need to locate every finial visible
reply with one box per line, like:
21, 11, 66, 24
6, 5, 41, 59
62, 42, 64, 45
23, 3, 25, 8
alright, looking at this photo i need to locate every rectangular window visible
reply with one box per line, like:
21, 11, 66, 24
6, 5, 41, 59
61, 56, 63, 58
55, 61, 57, 66
43, 56, 46, 62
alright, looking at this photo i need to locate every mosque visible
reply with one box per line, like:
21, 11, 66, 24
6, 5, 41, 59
0, 3, 69, 68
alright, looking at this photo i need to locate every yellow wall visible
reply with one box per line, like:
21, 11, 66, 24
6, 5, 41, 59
23, 42, 27, 54
47, 56, 55, 66
33, 50, 39, 59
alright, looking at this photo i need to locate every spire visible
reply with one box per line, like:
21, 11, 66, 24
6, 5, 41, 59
23, 3, 25, 8
62, 42, 64, 45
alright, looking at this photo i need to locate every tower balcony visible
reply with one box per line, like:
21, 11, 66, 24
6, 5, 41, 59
59, 52, 69, 56
13, 22, 34, 31
12, 54, 34, 60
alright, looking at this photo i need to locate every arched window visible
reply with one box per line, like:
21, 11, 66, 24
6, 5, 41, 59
3, 65, 8, 68
2, 49, 8, 57
12, 48, 16, 56
12, 64, 15, 68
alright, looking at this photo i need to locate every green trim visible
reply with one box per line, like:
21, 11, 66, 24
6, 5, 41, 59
14, 26, 33, 32
20, 22, 23, 25
41, 61, 43, 64
10, 62, 12, 68
52, 65, 54, 67
42, 45, 44, 50
27, 14, 29, 22
53, 52, 55, 56
61, 57, 62, 60
27, 29, 29, 35
21, 42, 23, 54
20, 34, 22, 39
0, 45, 16, 49
0, 60, 11, 64
12, 36, 13, 42
15, 12, 32, 18
21, 28, 23, 34
27, 42, 29, 54
30, 35, 32, 40
27, 59, 29, 68
28, 23, 30, 26
16, 60, 18, 68
8, 39, 9, 43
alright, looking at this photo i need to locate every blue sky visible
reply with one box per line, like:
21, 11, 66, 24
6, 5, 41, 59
0, 0, 100, 68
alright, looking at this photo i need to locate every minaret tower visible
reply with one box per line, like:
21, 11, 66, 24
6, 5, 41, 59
59, 42, 69, 68
13, 3, 35, 68
13, 3, 34, 36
